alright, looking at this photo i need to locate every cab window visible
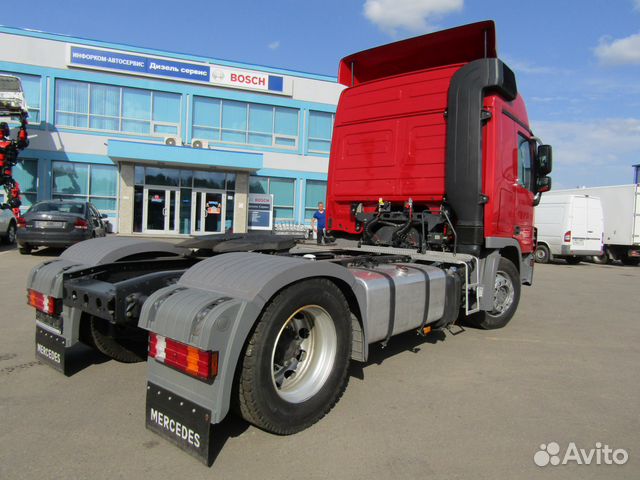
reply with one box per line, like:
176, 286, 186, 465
517, 133, 533, 191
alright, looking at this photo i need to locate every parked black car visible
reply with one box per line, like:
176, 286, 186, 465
17, 200, 108, 254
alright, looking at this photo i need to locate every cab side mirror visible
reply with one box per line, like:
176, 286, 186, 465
101, 213, 108, 219
536, 176, 552, 193
537, 144, 553, 176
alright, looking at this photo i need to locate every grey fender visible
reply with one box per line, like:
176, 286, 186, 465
139, 252, 369, 424
28, 236, 189, 347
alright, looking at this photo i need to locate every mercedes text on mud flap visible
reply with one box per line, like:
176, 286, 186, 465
136, 22, 553, 464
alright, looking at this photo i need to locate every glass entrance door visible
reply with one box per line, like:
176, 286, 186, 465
191, 190, 225, 234
143, 188, 179, 234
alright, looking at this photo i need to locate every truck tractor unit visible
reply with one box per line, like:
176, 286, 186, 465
26, 21, 552, 464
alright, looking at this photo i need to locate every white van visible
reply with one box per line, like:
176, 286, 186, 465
535, 194, 603, 264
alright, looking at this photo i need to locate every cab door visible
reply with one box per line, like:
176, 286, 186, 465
514, 132, 536, 253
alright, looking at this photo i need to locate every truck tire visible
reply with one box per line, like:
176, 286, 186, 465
565, 256, 581, 265
89, 316, 147, 363
237, 278, 352, 435
592, 251, 610, 265
534, 244, 551, 264
465, 257, 521, 330
620, 256, 640, 266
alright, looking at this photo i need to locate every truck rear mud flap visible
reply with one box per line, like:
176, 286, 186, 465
145, 382, 214, 465
35, 326, 70, 374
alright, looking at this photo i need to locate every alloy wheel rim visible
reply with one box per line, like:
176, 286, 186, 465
270, 305, 337, 404
491, 271, 515, 315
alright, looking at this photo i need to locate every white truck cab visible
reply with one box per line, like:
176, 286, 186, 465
0, 75, 28, 118
535, 194, 604, 264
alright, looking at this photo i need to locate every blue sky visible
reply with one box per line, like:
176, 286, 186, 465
9, 0, 640, 188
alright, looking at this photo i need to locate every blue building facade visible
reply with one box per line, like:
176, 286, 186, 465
0, 26, 342, 235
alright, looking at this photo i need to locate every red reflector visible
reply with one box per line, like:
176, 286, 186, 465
148, 332, 158, 358
148, 333, 217, 382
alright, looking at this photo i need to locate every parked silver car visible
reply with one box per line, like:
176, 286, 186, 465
17, 200, 108, 254
0, 208, 17, 245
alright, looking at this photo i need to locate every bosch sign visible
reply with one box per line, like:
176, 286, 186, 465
210, 67, 285, 93
68, 45, 291, 95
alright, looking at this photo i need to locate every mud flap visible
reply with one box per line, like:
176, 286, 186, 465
145, 382, 214, 465
35, 326, 70, 375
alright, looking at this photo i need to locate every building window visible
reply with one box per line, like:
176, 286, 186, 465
14, 158, 38, 207
249, 176, 295, 221
192, 96, 299, 149
0, 72, 41, 123
304, 180, 327, 221
52, 161, 118, 212
55, 80, 180, 137
307, 111, 334, 153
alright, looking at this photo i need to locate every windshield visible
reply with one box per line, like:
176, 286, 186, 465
29, 202, 85, 215
0, 76, 22, 92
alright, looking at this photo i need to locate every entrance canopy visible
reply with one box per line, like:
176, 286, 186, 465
108, 140, 263, 171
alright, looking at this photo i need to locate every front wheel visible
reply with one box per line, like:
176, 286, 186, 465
592, 251, 610, 265
2, 223, 16, 245
464, 257, 521, 330
237, 279, 352, 435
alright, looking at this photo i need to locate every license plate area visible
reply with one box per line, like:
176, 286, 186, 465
35, 220, 65, 229
146, 382, 213, 465
35, 326, 68, 373
573, 238, 585, 246
36, 310, 63, 332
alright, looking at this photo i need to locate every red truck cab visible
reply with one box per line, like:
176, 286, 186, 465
326, 21, 551, 259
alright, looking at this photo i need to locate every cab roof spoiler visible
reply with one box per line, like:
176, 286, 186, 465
338, 20, 497, 87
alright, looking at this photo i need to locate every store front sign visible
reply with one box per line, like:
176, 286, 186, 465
68, 45, 291, 95
248, 193, 273, 230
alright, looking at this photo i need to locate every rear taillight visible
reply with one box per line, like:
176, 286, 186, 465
149, 333, 218, 382
17, 217, 26, 228
74, 218, 89, 230
564, 230, 572, 242
27, 289, 61, 315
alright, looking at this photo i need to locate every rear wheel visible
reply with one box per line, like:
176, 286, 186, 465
89, 316, 147, 363
237, 279, 352, 434
621, 256, 640, 266
464, 257, 521, 330
534, 244, 551, 264
565, 256, 582, 265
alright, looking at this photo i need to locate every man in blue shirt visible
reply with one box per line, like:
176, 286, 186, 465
312, 202, 327, 245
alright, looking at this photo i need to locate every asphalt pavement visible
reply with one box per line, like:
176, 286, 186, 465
0, 242, 638, 479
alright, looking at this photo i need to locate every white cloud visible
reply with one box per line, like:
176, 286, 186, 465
363, 0, 463, 35
594, 32, 640, 65
268, 40, 280, 50
532, 118, 640, 186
